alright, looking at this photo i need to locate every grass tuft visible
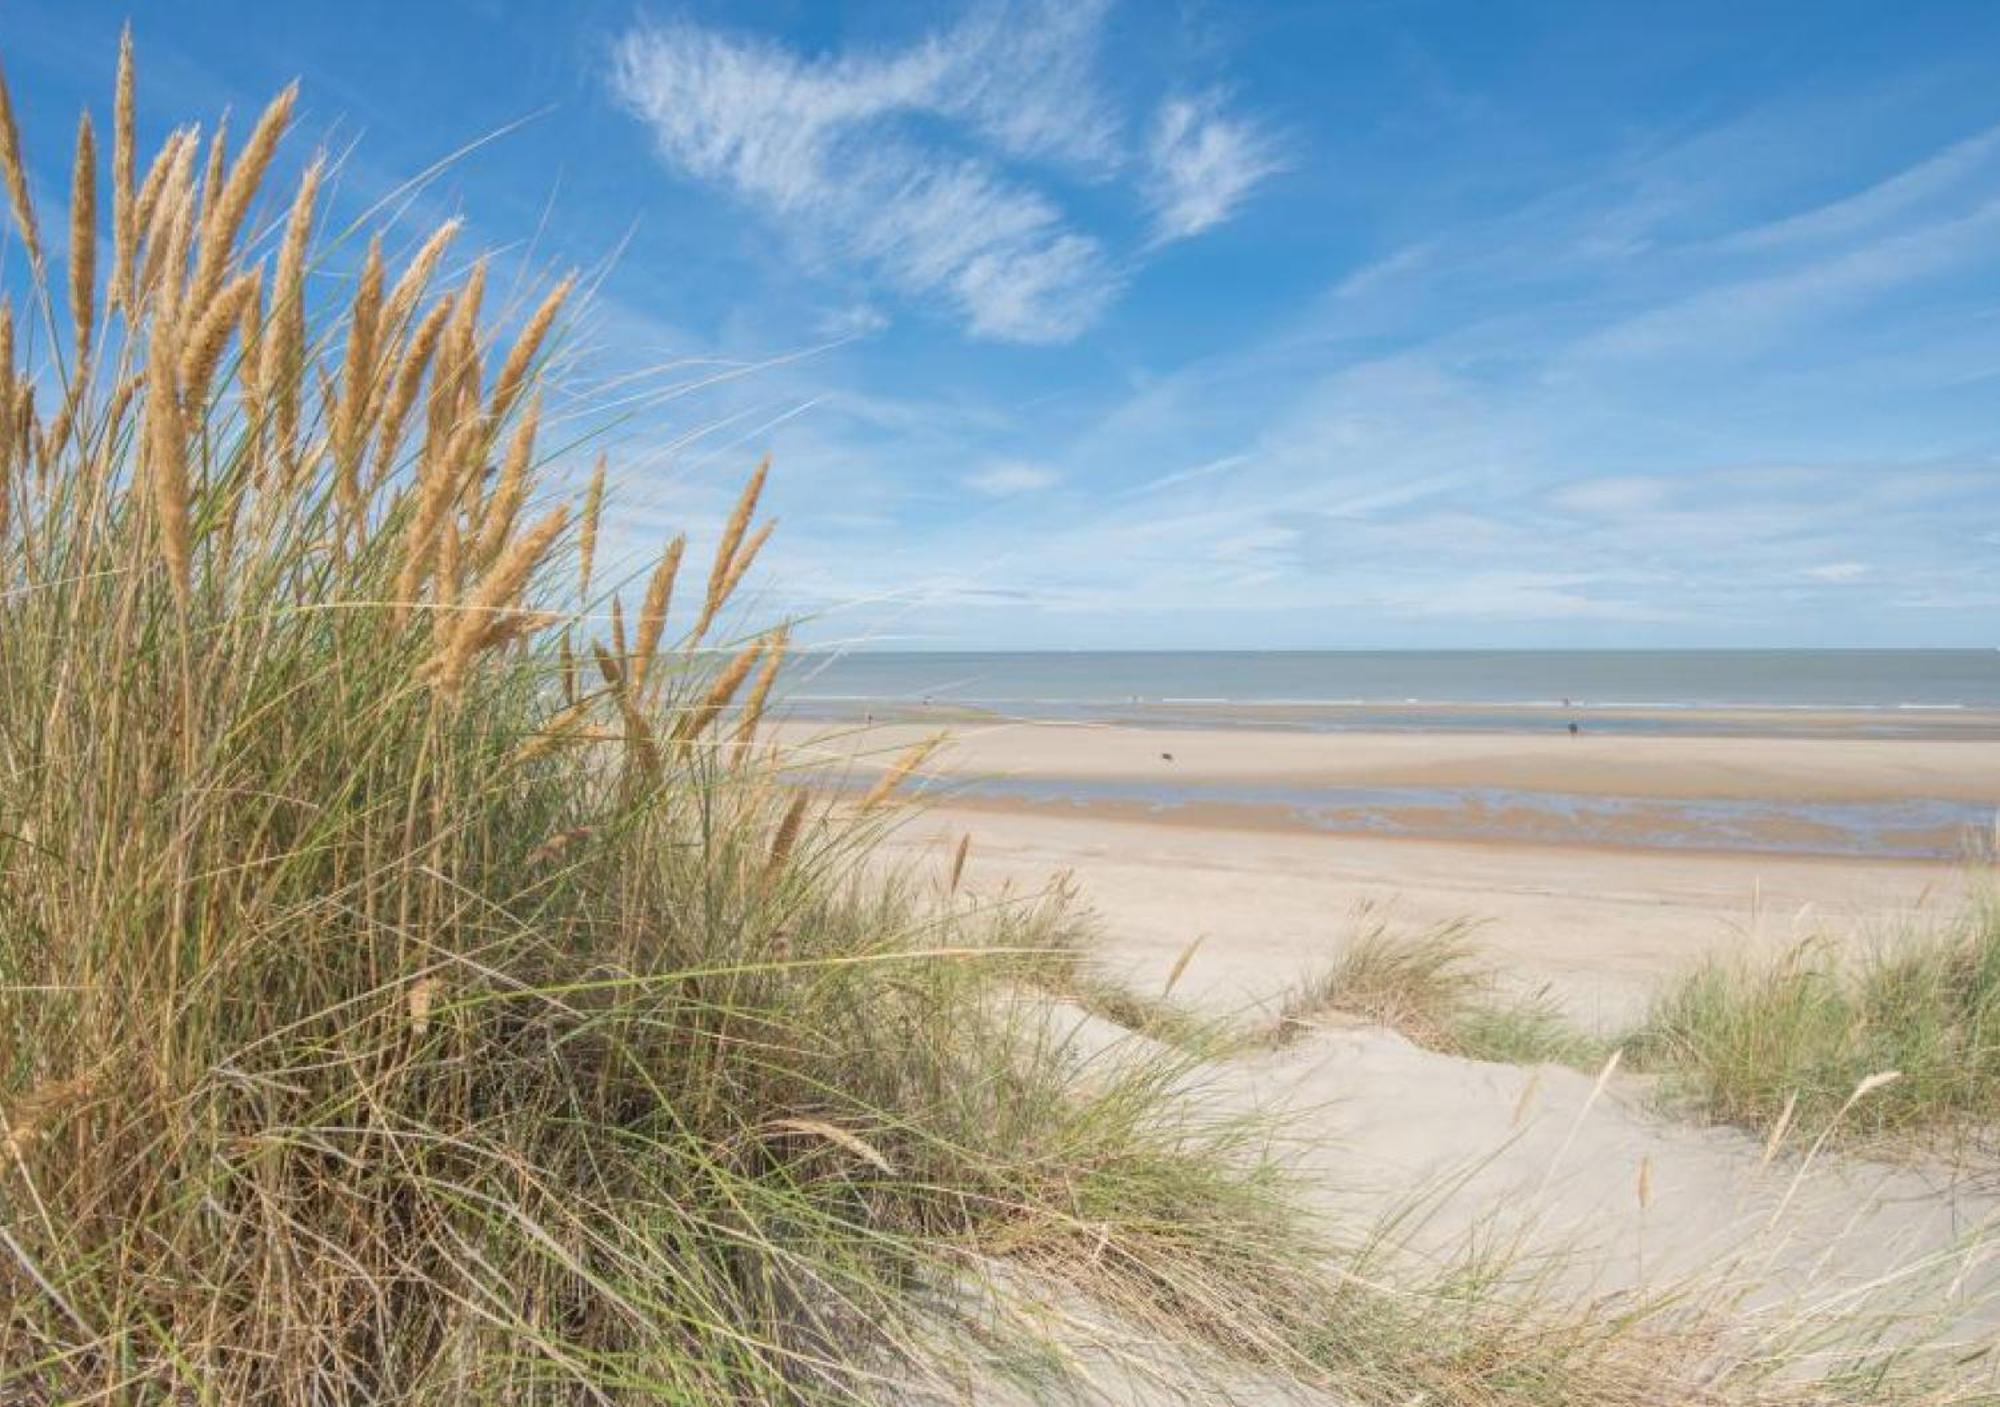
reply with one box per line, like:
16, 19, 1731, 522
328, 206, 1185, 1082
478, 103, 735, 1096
1630, 900, 2000, 1148
1269, 915, 1612, 1068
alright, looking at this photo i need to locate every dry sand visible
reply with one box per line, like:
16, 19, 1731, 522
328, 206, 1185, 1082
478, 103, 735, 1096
1036, 1000, 2000, 1355
894, 805, 1973, 1028
818, 714, 2000, 1385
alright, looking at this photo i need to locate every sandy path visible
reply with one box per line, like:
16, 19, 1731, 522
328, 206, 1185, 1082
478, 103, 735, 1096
1037, 1001, 2000, 1351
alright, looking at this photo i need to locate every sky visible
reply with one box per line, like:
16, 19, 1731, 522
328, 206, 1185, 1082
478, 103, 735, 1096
6, 0, 2000, 648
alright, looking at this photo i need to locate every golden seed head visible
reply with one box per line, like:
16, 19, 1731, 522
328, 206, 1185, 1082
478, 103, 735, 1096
176, 269, 258, 409
766, 792, 810, 877
472, 394, 539, 568
145, 308, 191, 605
702, 455, 769, 634
373, 291, 454, 488
490, 272, 574, 426
432, 504, 568, 699
137, 133, 196, 313
259, 155, 322, 458
861, 735, 942, 811
707, 518, 773, 632
381, 218, 460, 337
191, 82, 295, 309
633, 534, 685, 693
197, 115, 226, 230
732, 625, 787, 751
673, 639, 762, 743
0, 59, 42, 268
112, 26, 135, 311
69, 112, 98, 369
333, 236, 387, 513
578, 453, 607, 598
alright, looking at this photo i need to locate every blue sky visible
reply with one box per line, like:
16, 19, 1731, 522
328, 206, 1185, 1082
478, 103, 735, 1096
9, 0, 2000, 647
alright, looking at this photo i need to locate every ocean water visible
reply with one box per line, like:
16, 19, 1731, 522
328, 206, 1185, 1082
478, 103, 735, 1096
784, 650, 2000, 736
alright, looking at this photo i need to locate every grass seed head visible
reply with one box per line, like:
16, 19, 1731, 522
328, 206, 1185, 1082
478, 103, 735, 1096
490, 272, 573, 425
633, 533, 685, 692
68, 111, 96, 370
0, 58, 42, 268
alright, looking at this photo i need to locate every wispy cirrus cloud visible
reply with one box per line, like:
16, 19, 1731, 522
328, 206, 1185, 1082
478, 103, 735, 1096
965, 461, 1061, 496
1716, 123, 2000, 253
607, 12, 1113, 342
1146, 93, 1286, 242
606, 4, 1279, 342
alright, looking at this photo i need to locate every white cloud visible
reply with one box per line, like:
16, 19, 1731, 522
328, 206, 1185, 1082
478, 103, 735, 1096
1802, 560, 1870, 582
1550, 476, 1672, 516
965, 461, 1061, 496
1719, 124, 2000, 252
1371, 572, 1679, 622
816, 302, 890, 340
608, 8, 1122, 342
609, 6, 1279, 339
929, 0, 1124, 170
1146, 93, 1285, 242
1568, 197, 2000, 366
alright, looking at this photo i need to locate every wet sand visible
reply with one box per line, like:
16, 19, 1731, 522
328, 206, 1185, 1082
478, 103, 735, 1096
775, 717, 2000, 803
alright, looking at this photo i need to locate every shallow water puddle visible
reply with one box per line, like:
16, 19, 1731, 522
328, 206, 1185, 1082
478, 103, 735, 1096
911, 775, 1994, 861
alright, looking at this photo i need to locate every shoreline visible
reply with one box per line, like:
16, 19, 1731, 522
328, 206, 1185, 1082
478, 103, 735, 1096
809, 712, 1995, 1026
785, 699, 2000, 741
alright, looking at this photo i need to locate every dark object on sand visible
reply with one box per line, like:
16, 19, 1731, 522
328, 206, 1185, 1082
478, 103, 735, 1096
1567, 722, 1579, 736
1161, 752, 1175, 762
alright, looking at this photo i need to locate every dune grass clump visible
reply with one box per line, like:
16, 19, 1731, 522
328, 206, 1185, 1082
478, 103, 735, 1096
982, 878, 1237, 1057
1631, 903, 2000, 1146
0, 43, 1332, 1402
1270, 917, 1609, 1068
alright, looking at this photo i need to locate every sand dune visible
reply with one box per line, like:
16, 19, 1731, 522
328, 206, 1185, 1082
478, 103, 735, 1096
1035, 1000, 2000, 1349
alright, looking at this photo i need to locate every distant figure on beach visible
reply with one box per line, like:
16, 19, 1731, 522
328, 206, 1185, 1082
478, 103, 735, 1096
1568, 721, 1579, 737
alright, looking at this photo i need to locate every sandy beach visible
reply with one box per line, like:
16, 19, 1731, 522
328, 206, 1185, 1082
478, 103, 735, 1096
780, 716, 1998, 1025
845, 714, 2000, 1352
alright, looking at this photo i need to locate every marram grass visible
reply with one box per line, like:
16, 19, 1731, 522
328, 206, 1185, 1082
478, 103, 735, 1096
0, 39, 1313, 1403
1632, 899, 2000, 1149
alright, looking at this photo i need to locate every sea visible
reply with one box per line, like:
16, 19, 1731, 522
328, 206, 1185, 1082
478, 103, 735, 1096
782, 649, 2000, 738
